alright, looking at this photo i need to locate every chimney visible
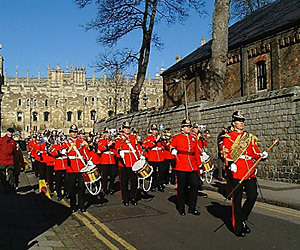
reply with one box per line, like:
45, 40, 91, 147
176, 55, 181, 63
201, 37, 206, 46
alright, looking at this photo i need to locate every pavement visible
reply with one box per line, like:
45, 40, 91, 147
202, 176, 300, 211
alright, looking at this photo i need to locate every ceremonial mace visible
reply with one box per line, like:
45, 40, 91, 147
224, 139, 279, 201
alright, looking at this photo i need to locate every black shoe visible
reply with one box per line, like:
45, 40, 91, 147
123, 200, 129, 206
150, 188, 156, 192
242, 222, 251, 234
188, 209, 201, 216
178, 209, 186, 216
131, 199, 137, 206
71, 208, 76, 213
158, 186, 164, 192
235, 230, 246, 237
80, 208, 86, 213
109, 189, 114, 195
57, 196, 63, 201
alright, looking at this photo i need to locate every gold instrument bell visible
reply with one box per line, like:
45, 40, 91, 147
162, 128, 173, 140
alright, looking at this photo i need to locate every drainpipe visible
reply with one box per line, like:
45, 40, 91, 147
240, 45, 245, 97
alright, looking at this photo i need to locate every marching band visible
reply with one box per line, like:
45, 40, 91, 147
23, 111, 270, 237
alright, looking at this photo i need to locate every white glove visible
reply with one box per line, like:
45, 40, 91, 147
140, 155, 145, 160
87, 160, 94, 167
199, 169, 203, 175
260, 151, 268, 159
171, 149, 178, 156
119, 151, 125, 158
61, 148, 67, 155
229, 163, 237, 173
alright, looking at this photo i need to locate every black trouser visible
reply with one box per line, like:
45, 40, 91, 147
38, 161, 47, 180
0, 164, 15, 193
47, 165, 55, 192
55, 170, 67, 198
101, 164, 117, 193
120, 167, 137, 201
148, 161, 166, 189
67, 172, 86, 210
32, 159, 38, 177
176, 170, 199, 211
231, 178, 258, 232
164, 159, 176, 184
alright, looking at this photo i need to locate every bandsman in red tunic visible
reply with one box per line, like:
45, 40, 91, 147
27, 134, 39, 177
170, 119, 201, 216
115, 121, 142, 206
222, 111, 268, 237
63, 125, 90, 212
97, 127, 117, 195
143, 124, 166, 192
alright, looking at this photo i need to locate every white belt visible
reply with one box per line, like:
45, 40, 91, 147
103, 151, 114, 155
120, 150, 135, 153
151, 147, 163, 151
68, 156, 82, 160
240, 155, 252, 160
57, 157, 67, 160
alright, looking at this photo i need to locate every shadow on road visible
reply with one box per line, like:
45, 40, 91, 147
211, 182, 228, 198
0, 189, 71, 249
206, 201, 234, 234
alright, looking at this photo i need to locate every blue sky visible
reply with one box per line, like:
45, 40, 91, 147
0, 0, 214, 78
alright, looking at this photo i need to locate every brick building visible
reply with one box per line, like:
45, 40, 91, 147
162, 0, 300, 107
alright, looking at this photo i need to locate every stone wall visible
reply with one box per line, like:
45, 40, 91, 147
95, 86, 300, 183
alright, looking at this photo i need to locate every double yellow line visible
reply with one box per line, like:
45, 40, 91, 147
61, 200, 137, 250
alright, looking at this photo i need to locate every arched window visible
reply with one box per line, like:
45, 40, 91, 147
77, 110, 82, 121
33, 112, 38, 122
156, 98, 159, 106
67, 111, 72, 122
45, 99, 48, 107
55, 100, 59, 107
17, 112, 22, 122
84, 97, 88, 105
18, 99, 21, 106
44, 112, 50, 122
91, 97, 95, 105
119, 98, 123, 106
90, 110, 96, 121
27, 99, 30, 106
109, 97, 112, 106
34, 99, 37, 107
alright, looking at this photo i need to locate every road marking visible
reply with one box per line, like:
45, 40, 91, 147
85, 212, 137, 250
74, 212, 119, 250
61, 200, 119, 249
204, 190, 300, 218
61, 200, 137, 249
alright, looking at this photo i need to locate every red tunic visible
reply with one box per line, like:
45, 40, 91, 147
51, 144, 68, 171
143, 135, 164, 162
115, 134, 141, 167
221, 130, 261, 180
97, 138, 116, 165
0, 135, 17, 165
170, 133, 198, 172
64, 138, 90, 173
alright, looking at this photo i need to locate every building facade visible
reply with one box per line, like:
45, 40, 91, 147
162, 0, 300, 107
1, 64, 163, 138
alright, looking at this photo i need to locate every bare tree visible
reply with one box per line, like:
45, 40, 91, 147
74, 0, 205, 112
208, 0, 230, 101
230, 0, 275, 20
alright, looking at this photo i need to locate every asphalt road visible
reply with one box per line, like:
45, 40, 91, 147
1, 171, 299, 250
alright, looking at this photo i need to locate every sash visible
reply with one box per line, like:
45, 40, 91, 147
230, 132, 252, 162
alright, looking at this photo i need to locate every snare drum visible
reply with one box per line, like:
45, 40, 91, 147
132, 159, 153, 179
202, 158, 214, 172
81, 166, 101, 183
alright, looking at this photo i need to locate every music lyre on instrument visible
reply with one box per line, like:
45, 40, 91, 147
225, 139, 279, 201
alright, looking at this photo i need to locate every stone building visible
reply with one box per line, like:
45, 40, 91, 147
162, 0, 300, 107
1, 64, 163, 138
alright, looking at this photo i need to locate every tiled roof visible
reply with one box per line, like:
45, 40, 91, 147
162, 0, 300, 76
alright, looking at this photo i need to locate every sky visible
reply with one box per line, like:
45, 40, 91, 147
0, 0, 215, 79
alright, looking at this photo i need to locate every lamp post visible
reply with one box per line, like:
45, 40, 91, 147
0, 43, 4, 135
